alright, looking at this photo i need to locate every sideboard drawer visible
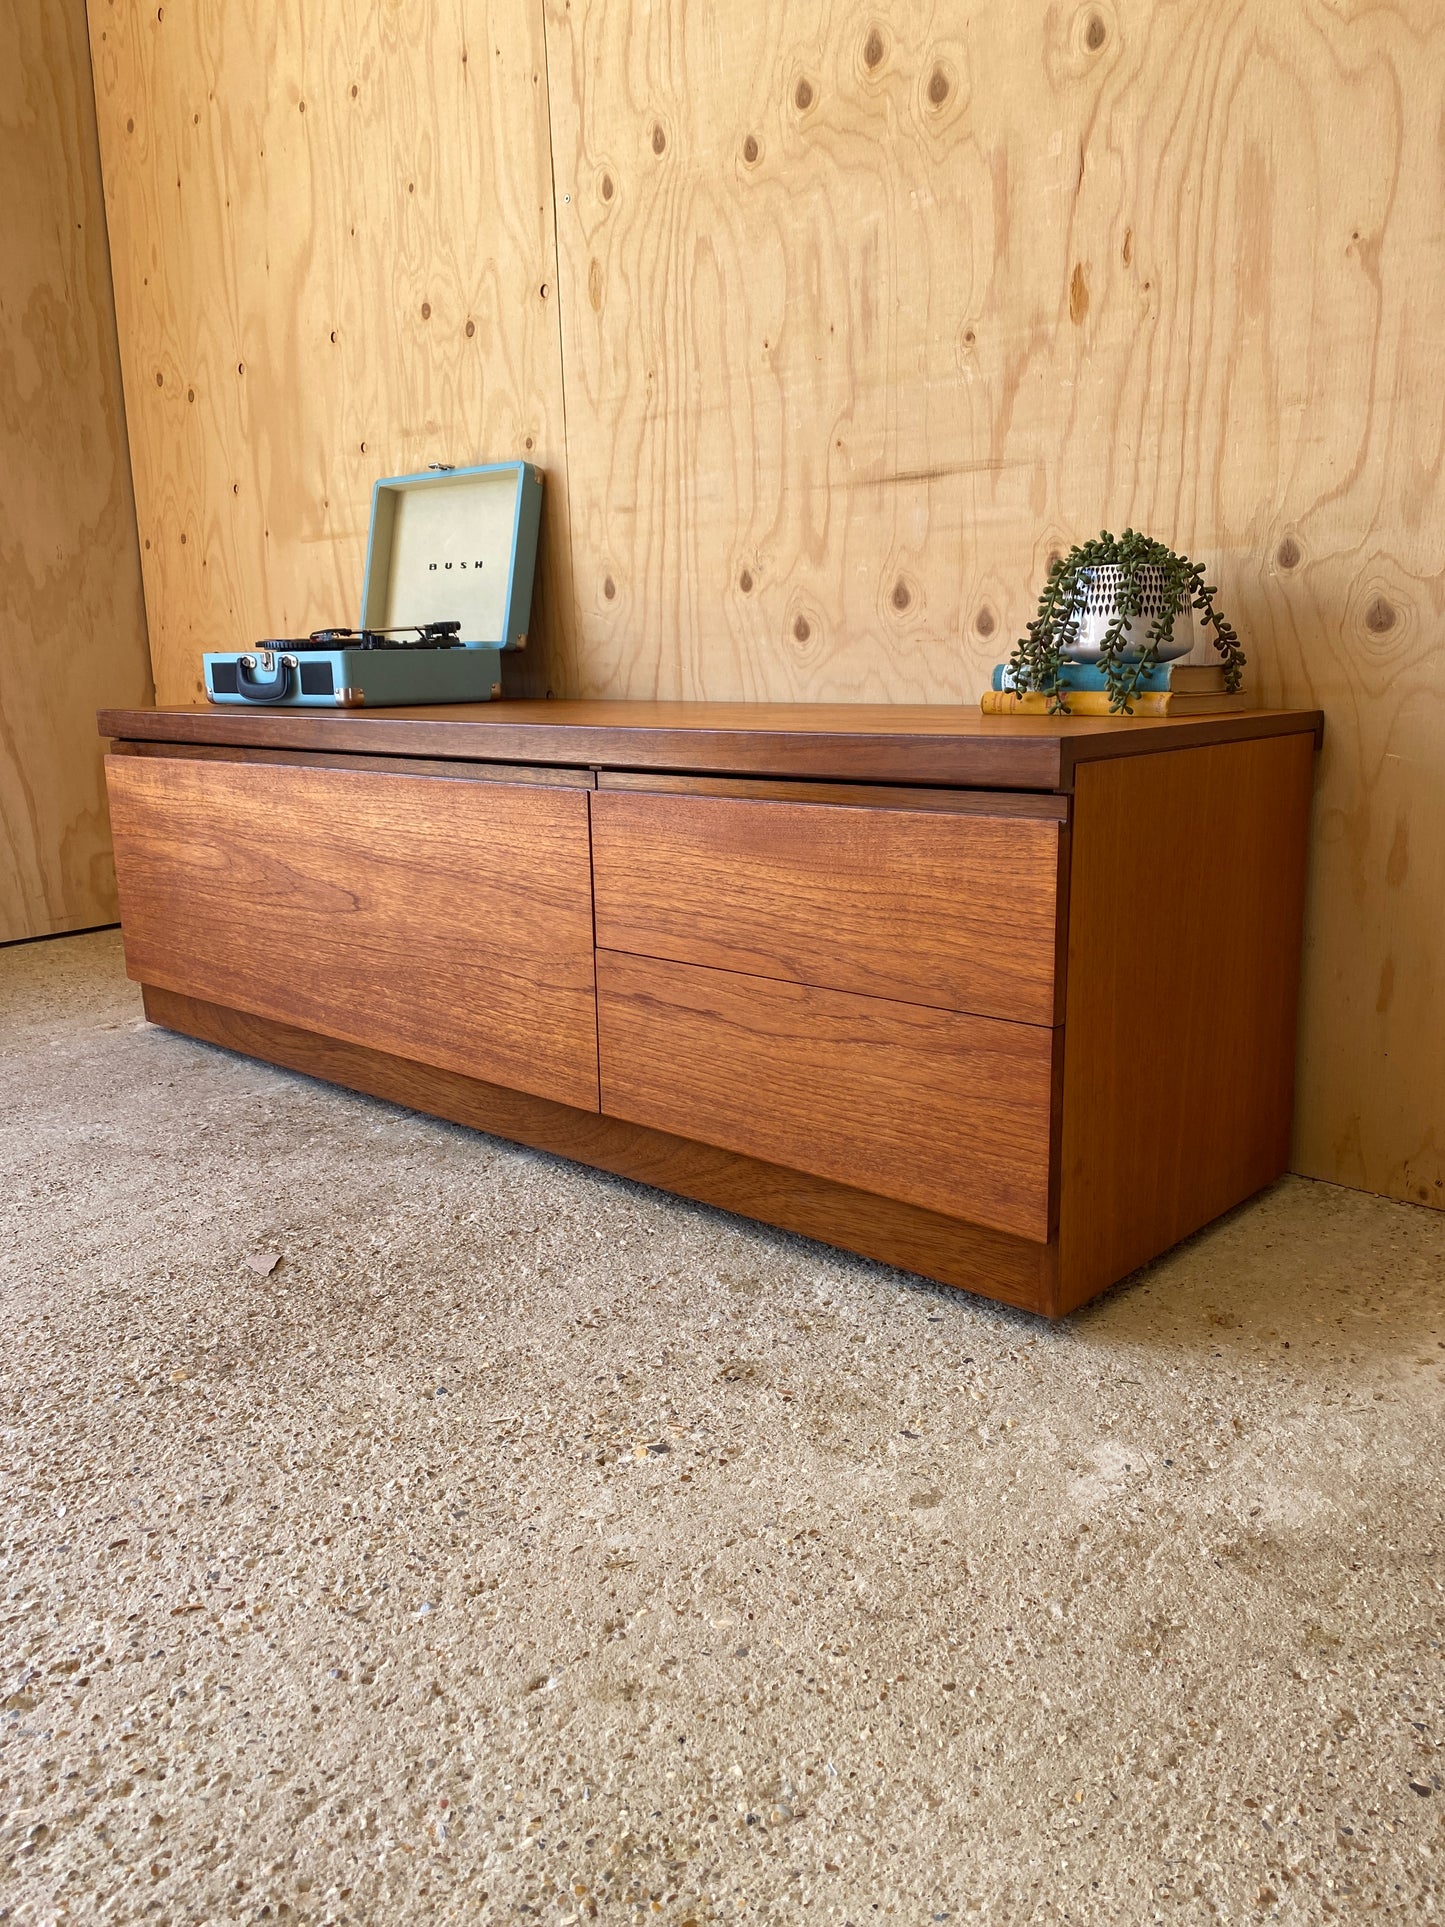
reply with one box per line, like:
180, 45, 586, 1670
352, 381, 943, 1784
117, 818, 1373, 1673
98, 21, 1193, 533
591, 786, 1063, 1021
106, 753, 600, 1109
596, 950, 1056, 1239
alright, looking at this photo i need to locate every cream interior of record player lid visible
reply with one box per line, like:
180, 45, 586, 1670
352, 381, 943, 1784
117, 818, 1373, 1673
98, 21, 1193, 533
364, 471, 519, 643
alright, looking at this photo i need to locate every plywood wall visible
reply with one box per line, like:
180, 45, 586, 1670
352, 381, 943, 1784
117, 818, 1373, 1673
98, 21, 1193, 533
88, 0, 1444, 1213
0, 0, 151, 943
87, 0, 577, 704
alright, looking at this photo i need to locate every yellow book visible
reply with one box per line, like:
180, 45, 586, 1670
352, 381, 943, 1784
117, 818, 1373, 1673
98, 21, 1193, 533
980, 689, 1252, 717
981, 689, 1168, 717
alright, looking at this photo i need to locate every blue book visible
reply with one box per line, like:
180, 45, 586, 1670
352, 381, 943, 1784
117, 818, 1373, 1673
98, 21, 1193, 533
991, 660, 1199, 694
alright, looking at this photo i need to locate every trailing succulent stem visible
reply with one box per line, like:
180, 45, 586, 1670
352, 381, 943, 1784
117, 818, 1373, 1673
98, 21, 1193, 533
1006, 530, 1246, 713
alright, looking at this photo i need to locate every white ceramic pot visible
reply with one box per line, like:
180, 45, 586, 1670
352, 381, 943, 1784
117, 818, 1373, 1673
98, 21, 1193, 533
1063, 562, 1194, 662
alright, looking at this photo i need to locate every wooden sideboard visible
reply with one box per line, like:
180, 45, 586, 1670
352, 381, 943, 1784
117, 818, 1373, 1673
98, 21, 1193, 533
98, 700, 1322, 1317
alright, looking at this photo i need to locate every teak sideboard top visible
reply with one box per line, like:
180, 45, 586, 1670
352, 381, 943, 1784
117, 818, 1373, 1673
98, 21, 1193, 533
97, 699, 1324, 792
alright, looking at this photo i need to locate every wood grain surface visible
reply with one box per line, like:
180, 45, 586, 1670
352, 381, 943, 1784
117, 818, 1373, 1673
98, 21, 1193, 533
144, 984, 1055, 1312
86, 0, 577, 706
597, 950, 1056, 1238
1055, 735, 1315, 1313
97, 699, 1322, 793
0, 0, 151, 941
106, 753, 599, 1108
591, 787, 1062, 1020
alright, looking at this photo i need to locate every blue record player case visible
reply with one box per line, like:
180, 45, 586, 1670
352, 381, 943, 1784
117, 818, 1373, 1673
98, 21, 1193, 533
203, 460, 543, 707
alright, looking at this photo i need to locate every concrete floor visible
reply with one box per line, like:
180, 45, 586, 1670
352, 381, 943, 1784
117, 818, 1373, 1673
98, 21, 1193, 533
1, 932, 1442, 1927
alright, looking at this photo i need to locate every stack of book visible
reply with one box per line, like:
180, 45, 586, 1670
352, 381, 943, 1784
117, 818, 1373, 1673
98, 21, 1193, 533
980, 659, 1251, 717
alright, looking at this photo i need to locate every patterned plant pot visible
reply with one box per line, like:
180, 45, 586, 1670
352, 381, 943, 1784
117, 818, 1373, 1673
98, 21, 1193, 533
1063, 562, 1194, 662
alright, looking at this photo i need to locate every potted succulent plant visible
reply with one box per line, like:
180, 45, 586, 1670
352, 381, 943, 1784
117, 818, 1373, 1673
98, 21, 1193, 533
1007, 530, 1246, 713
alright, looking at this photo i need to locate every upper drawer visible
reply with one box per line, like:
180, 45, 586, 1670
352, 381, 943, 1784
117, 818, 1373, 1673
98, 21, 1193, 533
591, 782, 1064, 1023
105, 752, 600, 1111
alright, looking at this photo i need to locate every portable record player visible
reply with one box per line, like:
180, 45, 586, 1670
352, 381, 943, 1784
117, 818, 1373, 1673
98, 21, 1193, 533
203, 459, 542, 706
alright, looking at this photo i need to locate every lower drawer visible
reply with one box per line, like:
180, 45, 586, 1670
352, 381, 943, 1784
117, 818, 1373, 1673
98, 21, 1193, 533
597, 951, 1056, 1240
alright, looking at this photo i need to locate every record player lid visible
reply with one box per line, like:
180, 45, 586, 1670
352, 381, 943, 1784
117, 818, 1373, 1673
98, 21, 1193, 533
359, 460, 542, 651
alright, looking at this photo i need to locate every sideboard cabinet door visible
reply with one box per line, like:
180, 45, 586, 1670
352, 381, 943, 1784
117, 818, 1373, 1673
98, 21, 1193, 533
105, 753, 600, 1110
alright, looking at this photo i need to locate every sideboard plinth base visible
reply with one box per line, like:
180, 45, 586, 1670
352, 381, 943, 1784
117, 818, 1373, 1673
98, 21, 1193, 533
141, 985, 1058, 1316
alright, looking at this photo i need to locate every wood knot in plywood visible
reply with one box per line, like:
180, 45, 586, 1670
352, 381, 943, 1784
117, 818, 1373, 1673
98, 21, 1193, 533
1069, 262, 1089, 324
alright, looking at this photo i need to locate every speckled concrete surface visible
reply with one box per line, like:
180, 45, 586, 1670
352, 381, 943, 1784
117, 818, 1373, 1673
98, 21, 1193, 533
1, 930, 1443, 1927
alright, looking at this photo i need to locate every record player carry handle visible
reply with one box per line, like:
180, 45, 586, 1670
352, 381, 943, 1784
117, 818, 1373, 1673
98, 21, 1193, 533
234, 656, 296, 703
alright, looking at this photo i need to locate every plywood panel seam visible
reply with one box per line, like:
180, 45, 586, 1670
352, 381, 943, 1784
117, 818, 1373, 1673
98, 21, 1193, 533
538, 0, 580, 698
80, 13, 152, 681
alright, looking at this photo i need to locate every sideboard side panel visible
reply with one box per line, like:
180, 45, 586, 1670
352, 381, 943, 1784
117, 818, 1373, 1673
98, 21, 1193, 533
1055, 734, 1316, 1313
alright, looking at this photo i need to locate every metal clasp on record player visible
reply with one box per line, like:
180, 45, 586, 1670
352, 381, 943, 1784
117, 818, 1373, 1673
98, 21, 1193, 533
238, 648, 300, 674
